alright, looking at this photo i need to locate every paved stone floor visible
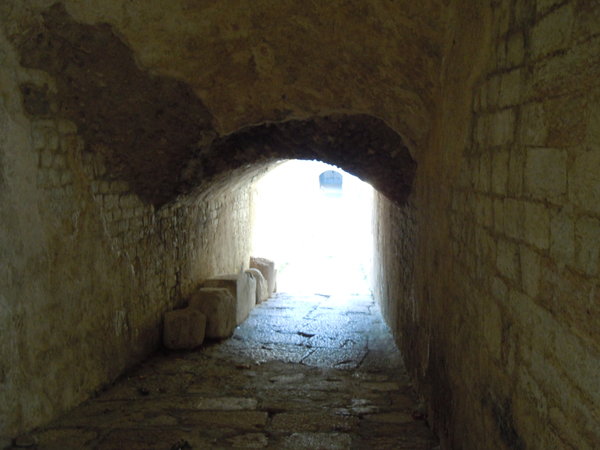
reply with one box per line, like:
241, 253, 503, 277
17, 293, 439, 449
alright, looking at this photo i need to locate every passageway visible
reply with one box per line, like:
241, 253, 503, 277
252, 160, 374, 296
23, 293, 438, 449
3, 1, 600, 448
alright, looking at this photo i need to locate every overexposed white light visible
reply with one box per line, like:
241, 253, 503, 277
252, 160, 373, 296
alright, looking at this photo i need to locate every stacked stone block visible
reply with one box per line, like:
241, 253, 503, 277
203, 273, 257, 326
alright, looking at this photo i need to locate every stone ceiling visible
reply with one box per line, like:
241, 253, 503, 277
8, 0, 444, 205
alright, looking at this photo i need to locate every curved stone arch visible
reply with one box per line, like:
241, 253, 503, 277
14, 3, 416, 207
180, 114, 416, 206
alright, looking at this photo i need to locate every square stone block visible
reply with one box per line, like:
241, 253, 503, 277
246, 268, 269, 304
189, 287, 236, 339
250, 257, 277, 296
163, 307, 206, 350
203, 273, 256, 325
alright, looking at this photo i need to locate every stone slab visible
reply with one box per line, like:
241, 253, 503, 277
226, 433, 268, 448
269, 412, 358, 432
203, 274, 237, 298
281, 432, 352, 449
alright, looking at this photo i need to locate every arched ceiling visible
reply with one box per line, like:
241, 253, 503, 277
8, 0, 444, 205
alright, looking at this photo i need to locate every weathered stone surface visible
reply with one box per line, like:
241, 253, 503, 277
236, 272, 258, 324
203, 275, 238, 300
524, 147, 568, 200
26, 429, 96, 449
189, 288, 236, 339
246, 268, 269, 304
203, 273, 257, 325
250, 257, 277, 297
531, 3, 574, 59
179, 410, 269, 430
270, 412, 359, 433
163, 307, 206, 350
569, 150, 600, 215
281, 432, 352, 449
364, 412, 414, 423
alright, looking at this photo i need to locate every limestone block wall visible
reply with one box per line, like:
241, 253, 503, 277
0, 31, 255, 439
375, 1, 600, 448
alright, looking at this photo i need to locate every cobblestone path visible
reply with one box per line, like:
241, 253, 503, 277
20, 293, 439, 449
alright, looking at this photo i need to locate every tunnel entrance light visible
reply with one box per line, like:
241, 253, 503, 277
252, 160, 373, 297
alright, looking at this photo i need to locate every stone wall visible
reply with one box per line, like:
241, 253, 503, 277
0, 29, 256, 438
372, 193, 417, 356
4, 0, 600, 447
374, 1, 600, 448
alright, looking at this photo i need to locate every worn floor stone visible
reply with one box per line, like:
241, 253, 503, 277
17, 293, 438, 449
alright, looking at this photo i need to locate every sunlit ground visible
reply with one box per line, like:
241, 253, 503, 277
252, 160, 374, 296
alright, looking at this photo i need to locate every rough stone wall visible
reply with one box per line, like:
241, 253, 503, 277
0, 28, 255, 439
375, 1, 600, 448
372, 193, 417, 355
11, 0, 600, 447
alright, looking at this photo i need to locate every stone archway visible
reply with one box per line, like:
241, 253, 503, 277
15, 3, 415, 207
182, 114, 415, 205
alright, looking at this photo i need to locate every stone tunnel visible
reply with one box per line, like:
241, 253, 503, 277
1, 0, 599, 448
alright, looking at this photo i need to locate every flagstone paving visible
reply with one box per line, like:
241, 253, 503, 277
14, 293, 439, 449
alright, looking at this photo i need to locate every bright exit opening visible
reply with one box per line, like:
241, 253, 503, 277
252, 160, 374, 297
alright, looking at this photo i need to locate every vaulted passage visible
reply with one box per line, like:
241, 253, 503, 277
14, 3, 415, 206
2, 1, 600, 449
